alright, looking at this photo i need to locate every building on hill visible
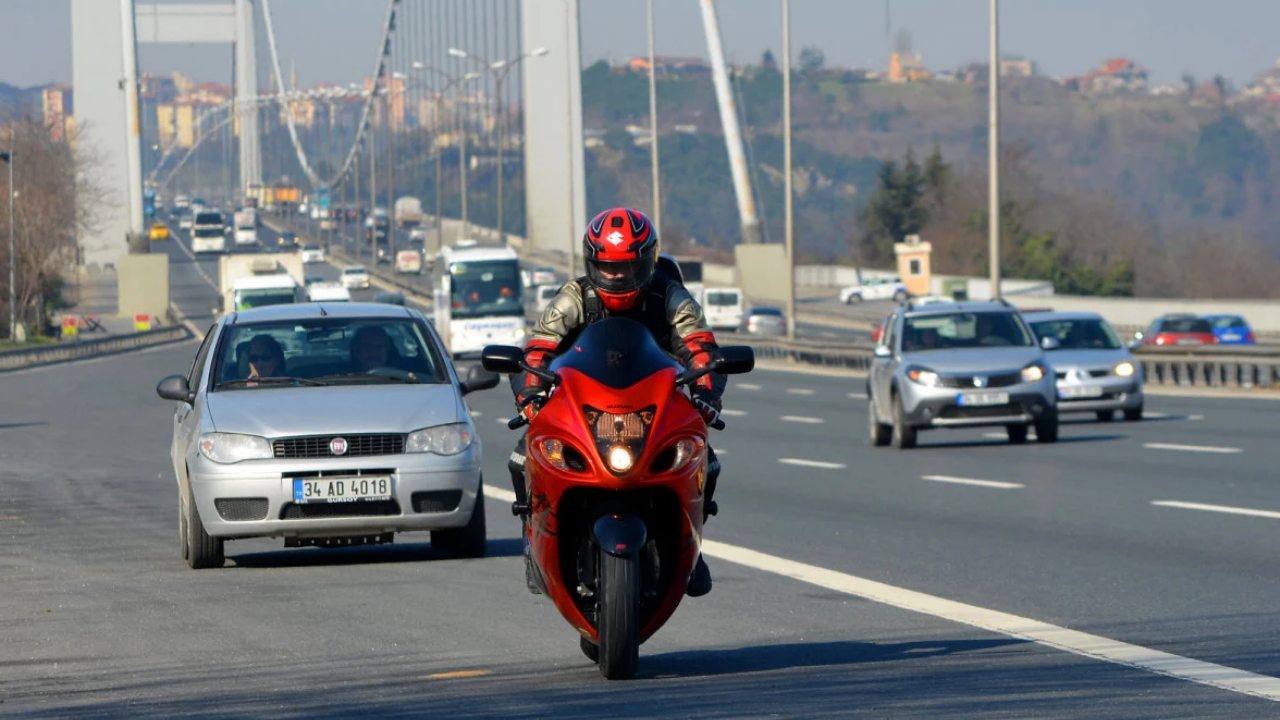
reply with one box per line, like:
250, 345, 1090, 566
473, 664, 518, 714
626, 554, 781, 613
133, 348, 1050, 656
1064, 58, 1148, 94
1000, 57, 1036, 77
625, 56, 709, 76
41, 85, 73, 142
888, 52, 929, 83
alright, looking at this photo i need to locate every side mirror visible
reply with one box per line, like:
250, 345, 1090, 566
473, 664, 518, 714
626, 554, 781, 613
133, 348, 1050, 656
481, 345, 525, 375
1040, 336, 1061, 351
157, 374, 194, 403
873, 345, 892, 359
460, 364, 501, 395
713, 346, 755, 375
1126, 338, 1143, 351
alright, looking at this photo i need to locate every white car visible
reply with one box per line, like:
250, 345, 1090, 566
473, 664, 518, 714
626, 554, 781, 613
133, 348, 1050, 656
839, 277, 909, 304
341, 266, 370, 289
703, 287, 744, 331
178, 215, 194, 230
301, 244, 326, 264
306, 282, 352, 303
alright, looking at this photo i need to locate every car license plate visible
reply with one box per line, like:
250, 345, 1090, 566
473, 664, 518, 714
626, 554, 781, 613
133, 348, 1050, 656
1058, 385, 1104, 399
958, 391, 1009, 406
1176, 338, 1201, 345
1222, 333, 1241, 341
293, 476, 392, 504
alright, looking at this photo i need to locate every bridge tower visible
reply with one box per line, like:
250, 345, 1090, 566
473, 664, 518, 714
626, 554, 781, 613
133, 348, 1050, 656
72, 0, 261, 268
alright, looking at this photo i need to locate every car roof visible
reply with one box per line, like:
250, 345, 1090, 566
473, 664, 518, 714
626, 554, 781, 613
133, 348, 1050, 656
230, 302, 414, 324
1021, 310, 1105, 323
1201, 313, 1246, 320
342, 265, 368, 272
749, 306, 783, 313
902, 300, 1017, 317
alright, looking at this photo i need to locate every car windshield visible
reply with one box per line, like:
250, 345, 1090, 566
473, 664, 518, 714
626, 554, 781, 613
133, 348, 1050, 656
549, 317, 679, 390
1029, 318, 1121, 350
1162, 318, 1212, 334
751, 308, 783, 317
448, 259, 523, 319
902, 311, 1033, 351
194, 212, 222, 225
304, 244, 320, 251
1207, 316, 1247, 330
210, 317, 447, 390
343, 268, 366, 275
706, 291, 740, 306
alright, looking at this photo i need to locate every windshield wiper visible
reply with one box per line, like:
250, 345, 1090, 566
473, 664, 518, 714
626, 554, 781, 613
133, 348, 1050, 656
219, 376, 329, 388
315, 372, 420, 384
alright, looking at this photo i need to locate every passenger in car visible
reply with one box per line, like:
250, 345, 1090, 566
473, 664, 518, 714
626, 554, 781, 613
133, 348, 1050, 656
246, 335, 286, 380
351, 326, 395, 372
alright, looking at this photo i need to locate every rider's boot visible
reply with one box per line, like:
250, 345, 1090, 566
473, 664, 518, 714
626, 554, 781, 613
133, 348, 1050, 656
687, 451, 720, 598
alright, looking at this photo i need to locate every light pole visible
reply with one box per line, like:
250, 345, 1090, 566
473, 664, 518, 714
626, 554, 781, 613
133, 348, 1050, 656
782, 0, 795, 342
989, 0, 1002, 299
646, 0, 662, 238
1, 150, 13, 342
448, 46, 548, 245
410, 63, 481, 253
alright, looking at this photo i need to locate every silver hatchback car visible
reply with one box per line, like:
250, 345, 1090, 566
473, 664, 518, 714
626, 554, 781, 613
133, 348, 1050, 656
156, 303, 501, 569
1023, 311, 1144, 421
867, 301, 1059, 448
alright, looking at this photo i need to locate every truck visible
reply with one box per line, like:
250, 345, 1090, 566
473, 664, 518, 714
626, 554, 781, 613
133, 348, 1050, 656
394, 196, 424, 227
395, 249, 423, 274
233, 208, 258, 247
218, 254, 305, 314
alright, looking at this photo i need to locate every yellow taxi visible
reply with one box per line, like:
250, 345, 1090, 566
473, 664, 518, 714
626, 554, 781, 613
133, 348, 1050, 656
149, 222, 170, 241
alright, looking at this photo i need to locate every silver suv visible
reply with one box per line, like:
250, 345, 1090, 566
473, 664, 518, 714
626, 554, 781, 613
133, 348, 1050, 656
867, 301, 1059, 449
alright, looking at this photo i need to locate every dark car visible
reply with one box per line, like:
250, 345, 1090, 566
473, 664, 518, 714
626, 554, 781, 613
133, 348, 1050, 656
277, 231, 299, 251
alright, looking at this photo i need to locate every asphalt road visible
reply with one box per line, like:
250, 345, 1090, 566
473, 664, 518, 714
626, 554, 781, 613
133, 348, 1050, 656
3, 229, 1279, 716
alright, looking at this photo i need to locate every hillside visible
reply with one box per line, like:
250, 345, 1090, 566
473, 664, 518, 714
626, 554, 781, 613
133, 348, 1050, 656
579, 62, 1280, 298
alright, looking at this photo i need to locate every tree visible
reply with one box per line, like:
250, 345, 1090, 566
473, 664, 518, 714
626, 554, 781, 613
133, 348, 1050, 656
1213, 74, 1228, 103
1181, 72, 1196, 94
799, 46, 825, 72
761, 50, 777, 71
922, 143, 950, 206
855, 149, 928, 264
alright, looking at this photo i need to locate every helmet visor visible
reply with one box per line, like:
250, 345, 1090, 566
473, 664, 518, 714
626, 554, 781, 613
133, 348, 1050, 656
586, 258, 654, 295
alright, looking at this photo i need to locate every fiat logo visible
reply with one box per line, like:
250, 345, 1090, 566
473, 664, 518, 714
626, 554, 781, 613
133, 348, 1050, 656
972, 376, 987, 388
329, 437, 349, 456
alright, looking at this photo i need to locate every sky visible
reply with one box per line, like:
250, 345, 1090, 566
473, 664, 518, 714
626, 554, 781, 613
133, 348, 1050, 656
3, 0, 1279, 90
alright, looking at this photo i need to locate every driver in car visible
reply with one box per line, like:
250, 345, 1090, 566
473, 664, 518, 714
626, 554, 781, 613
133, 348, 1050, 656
508, 207, 726, 599
351, 326, 416, 380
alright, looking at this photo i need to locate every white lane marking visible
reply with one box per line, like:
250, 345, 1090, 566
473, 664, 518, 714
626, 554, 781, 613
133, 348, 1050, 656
698, 539, 1280, 704
820, 331, 839, 339
1188, 414, 1205, 421
1152, 500, 1280, 521
781, 415, 824, 424
1144, 443, 1242, 454
481, 481, 1280, 702
778, 458, 845, 469
922, 475, 1025, 490
786, 388, 815, 396
1143, 412, 1172, 419
736, 383, 762, 391
495, 417, 512, 425
721, 409, 748, 417
173, 234, 218, 290
469, 410, 483, 417
847, 393, 867, 400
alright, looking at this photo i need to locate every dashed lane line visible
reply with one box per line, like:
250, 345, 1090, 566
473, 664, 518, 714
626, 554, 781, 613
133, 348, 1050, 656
922, 474, 1025, 490
481, 483, 1280, 703
721, 409, 748, 417
777, 458, 845, 469
736, 383, 762, 391
786, 388, 815, 396
1152, 500, 1280, 520
1144, 442, 1242, 454
780, 415, 824, 424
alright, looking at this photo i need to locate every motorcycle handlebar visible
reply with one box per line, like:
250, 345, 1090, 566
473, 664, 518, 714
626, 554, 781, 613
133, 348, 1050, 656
709, 418, 726, 431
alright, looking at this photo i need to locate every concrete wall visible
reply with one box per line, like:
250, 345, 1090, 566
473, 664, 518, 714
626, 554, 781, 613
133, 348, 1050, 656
1005, 294, 1280, 334
72, 0, 131, 268
734, 245, 788, 303
521, 0, 586, 263
118, 254, 171, 324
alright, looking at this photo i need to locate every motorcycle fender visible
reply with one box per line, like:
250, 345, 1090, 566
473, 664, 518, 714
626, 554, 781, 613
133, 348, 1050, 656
592, 514, 648, 558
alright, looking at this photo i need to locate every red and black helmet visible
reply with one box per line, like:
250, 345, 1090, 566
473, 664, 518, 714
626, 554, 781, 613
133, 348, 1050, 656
582, 208, 658, 312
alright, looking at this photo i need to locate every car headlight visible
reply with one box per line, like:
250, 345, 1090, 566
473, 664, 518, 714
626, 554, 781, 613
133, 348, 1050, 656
1021, 363, 1047, 383
198, 432, 273, 464
406, 423, 473, 455
906, 366, 941, 387
1114, 361, 1136, 377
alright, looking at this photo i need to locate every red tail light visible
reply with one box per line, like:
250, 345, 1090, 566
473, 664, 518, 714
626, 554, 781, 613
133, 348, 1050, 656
1248, 332, 1256, 343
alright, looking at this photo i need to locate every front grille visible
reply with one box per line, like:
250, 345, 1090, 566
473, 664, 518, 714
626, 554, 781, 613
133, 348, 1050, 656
272, 434, 405, 459
1056, 369, 1112, 380
938, 403, 1024, 420
280, 500, 401, 519
411, 490, 463, 513
215, 498, 269, 522
938, 371, 1022, 389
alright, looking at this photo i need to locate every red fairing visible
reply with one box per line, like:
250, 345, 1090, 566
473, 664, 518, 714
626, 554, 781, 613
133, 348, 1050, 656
523, 365, 709, 645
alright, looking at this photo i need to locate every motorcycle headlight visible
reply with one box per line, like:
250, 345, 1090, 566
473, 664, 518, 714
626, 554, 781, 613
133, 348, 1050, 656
539, 438, 569, 470
198, 433, 273, 464
906, 366, 941, 387
1114, 361, 1136, 377
1021, 363, 1047, 383
607, 446, 634, 472
670, 437, 704, 472
406, 423, 473, 455
584, 404, 655, 475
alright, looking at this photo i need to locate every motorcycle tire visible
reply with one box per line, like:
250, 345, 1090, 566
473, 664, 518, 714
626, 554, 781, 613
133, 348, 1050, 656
580, 635, 600, 664
597, 551, 641, 680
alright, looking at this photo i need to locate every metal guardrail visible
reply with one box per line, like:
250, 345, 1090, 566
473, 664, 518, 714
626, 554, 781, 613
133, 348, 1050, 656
0, 325, 192, 372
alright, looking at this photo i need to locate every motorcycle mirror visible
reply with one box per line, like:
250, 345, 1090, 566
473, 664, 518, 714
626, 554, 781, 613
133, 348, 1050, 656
713, 346, 755, 375
480, 345, 524, 374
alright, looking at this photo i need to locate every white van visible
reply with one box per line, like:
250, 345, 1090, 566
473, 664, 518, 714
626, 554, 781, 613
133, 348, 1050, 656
703, 287, 744, 331
535, 285, 558, 314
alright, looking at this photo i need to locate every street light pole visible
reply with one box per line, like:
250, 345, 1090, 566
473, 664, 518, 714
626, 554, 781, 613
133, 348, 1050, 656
988, 0, 1002, 300
410, 64, 481, 252
1, 150, 14, 342
782, 0, 795, 342
647, 0, 662, 238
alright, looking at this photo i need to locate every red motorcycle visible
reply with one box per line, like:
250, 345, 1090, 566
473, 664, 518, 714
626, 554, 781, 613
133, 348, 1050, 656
483, 318, 753, 679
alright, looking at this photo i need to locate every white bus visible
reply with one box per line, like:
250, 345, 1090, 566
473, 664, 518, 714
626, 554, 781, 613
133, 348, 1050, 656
191, 211, 227, 254
432, 245, 526, 357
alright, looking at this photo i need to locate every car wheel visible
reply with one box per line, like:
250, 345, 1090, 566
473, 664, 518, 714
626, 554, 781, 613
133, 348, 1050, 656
1096, 410, 1115, 422
1006, 424, 1028, 444
845, 293, 862, 304
1035, 413, 1060, 443
869, 398, 892, 447
890, 392, 917, 449
1123, 403, 1143, 422
893, 290, 908, 303
179, 496, 190, 561
433, 483, 488, 559
184, 493, 225, 570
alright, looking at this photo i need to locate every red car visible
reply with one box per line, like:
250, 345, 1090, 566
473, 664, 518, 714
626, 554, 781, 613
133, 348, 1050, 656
1140, 315, 1218, 347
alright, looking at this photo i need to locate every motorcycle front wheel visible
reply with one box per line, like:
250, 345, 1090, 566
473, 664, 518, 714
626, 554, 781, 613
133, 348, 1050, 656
597, 551, 641, 680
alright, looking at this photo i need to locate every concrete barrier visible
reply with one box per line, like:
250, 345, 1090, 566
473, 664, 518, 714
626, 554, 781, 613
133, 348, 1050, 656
0, 325, 192, 372
1005, 295, 1280, 336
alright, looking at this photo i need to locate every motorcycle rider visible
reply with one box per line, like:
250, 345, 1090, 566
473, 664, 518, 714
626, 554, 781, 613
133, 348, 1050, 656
508, 207, 725, 598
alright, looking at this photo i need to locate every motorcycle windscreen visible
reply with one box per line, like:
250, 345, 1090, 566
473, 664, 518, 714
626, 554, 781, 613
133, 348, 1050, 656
549, 317, 680, 389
